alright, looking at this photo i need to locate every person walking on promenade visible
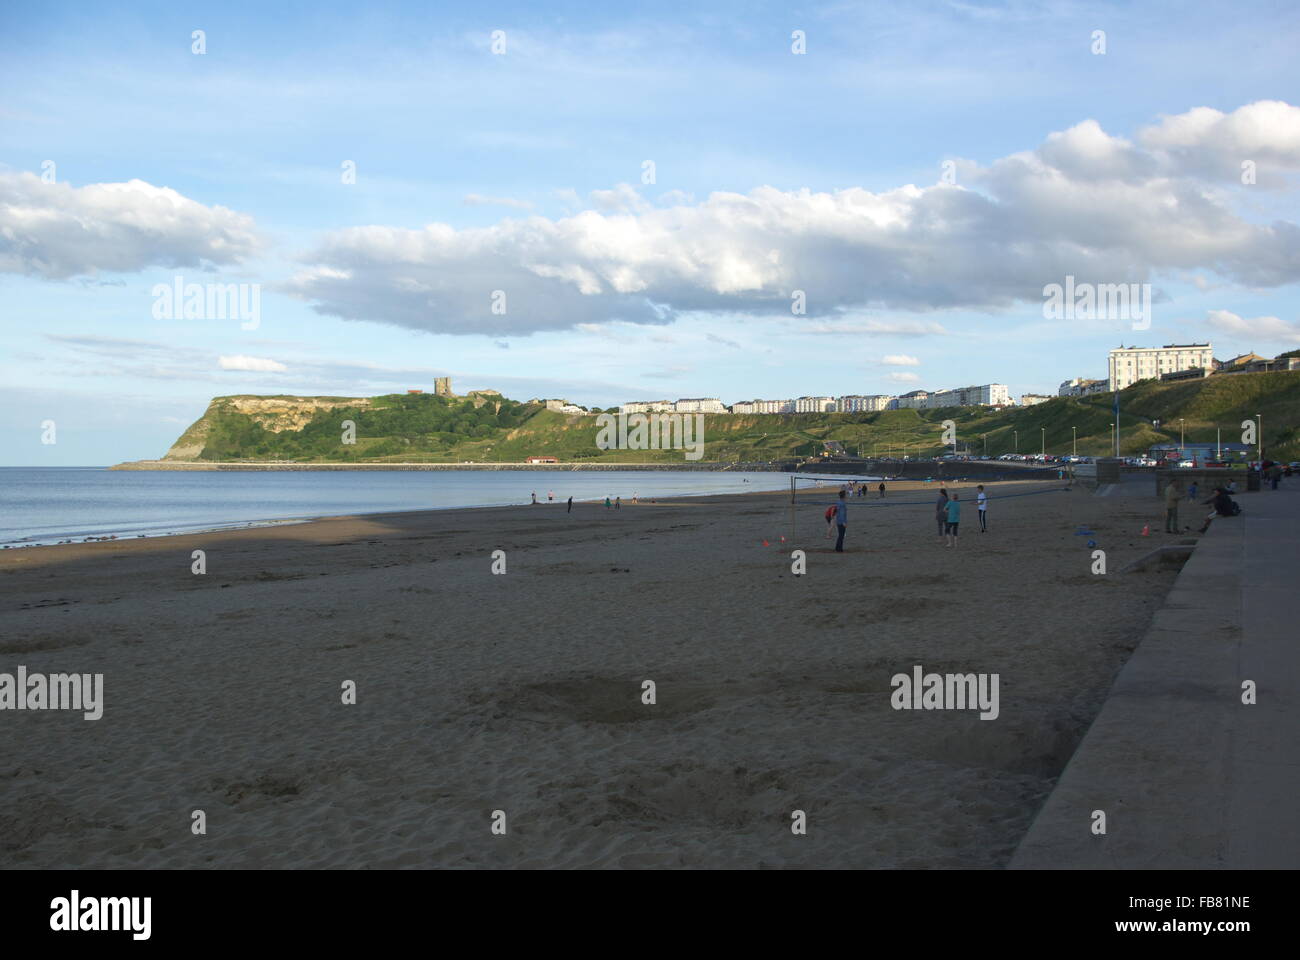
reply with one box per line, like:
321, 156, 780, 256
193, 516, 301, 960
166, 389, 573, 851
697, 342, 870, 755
976, 484, 988, 532
935, 488, 949, 544
1164, 479, 1182, 533
834, 489, 848, 553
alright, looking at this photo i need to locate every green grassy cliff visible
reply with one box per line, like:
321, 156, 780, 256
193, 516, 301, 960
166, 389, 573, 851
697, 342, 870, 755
157, 372, 1300, 464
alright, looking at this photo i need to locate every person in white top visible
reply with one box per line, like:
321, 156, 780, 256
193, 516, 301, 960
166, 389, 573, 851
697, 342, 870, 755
976, 484, 988, 532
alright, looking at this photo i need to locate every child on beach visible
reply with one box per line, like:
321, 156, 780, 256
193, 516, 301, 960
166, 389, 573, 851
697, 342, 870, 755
944, 492, 961, 547
604, 496, 611, 510
824, 505, 836, 538
976, 485, 987, 532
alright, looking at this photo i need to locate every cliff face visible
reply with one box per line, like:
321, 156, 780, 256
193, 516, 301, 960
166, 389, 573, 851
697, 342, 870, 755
163, 395, 371, 460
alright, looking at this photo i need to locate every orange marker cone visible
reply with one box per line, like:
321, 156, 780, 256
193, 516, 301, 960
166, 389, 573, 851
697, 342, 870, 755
761, 539, 770, 547
1140, 524, 1150, 536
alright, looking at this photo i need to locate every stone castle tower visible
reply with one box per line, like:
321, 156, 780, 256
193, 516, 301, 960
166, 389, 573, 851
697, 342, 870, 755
434, 377, 452, 397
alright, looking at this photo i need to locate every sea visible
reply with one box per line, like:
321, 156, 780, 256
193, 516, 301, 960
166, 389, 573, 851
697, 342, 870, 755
0, 467, 806, 547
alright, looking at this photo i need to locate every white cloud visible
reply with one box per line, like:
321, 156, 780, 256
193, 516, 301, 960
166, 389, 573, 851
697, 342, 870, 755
1139, 101, 1300, 182
0, 173, 260, 279
881, 354, 920, 366
887, 371, 920, 382
1205, 310, 1300, 340
285, 101, 1300, 337
219, 355, 287, 372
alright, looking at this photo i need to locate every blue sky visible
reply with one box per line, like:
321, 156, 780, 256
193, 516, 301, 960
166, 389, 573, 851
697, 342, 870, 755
3, 0, 1299, 464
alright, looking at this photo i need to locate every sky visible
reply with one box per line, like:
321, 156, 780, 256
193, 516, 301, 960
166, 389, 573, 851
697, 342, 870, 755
2, 0, 1299, 465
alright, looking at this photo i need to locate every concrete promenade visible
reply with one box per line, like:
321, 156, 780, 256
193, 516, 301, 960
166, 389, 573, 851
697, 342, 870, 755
1011, 480, 1299, 868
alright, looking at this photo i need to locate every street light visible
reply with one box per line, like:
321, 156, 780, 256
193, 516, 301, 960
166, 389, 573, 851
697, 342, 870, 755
1041, 427, 1045, 459
1014, 430, 1018, 455
1179, 418, 1185, 458
1257, 413, 1263, 462
1072, 426, 1077, 457
1109, 422, 1115, 453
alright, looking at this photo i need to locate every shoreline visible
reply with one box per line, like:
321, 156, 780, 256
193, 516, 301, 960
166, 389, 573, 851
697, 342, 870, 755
108, 459, 788, 471
1, 477, 1047, 562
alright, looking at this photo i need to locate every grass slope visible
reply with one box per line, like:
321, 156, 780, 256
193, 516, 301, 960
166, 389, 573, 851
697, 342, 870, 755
164, 373, 1300, 464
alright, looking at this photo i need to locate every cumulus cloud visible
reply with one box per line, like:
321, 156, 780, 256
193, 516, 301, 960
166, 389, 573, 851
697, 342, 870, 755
1138, 101, 1300, 182
285, 101, 1300, 337
887, 372, 921, 382
219, 355, 287, 372
0, 172, 260, 279
1205, 310, 1300, 340
881, 354, 920, 366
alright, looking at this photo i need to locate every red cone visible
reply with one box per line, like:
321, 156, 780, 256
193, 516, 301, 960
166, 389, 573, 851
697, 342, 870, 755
761, 539, 770, 546
1140, 524, 1150, 536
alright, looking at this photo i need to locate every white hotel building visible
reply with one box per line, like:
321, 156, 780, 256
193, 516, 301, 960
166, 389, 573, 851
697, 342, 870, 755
731, 399, 795, 414
836, 394, 893, 412
924, 383, 1010, 408
673, 398, 729, 414
794, 396, 836, 413
1107, 344, 1213, 391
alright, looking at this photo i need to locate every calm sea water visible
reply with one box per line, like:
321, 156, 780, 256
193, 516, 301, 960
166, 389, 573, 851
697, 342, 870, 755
0, 467, 797, 546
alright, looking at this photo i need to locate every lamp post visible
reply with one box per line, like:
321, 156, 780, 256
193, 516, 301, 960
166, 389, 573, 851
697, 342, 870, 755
1041, 427, 1045, 459
983, 433, 987, 457
1109, 422, 1114, 453
1014, 430, 1018, 455
1179, 418, 1185, 459
1257, 413, 1263, 463
1072, 426, 1077, 457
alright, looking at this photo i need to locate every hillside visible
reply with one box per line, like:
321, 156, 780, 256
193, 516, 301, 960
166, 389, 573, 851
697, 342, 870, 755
152, 372, 1300, 465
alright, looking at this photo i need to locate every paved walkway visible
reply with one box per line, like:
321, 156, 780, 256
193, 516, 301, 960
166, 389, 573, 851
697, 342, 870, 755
1011, 482, 1299, 869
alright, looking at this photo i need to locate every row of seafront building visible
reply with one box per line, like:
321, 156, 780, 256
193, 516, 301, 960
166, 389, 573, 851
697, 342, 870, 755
553, 341, 1295, 418
620, 384, 1015, 416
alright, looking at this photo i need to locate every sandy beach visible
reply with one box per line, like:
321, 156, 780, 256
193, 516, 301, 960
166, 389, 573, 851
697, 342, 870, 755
0, 478, 1185, 869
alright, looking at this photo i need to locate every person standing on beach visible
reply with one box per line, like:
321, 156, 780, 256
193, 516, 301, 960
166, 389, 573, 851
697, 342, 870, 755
548, 490, 554, 501
604, 496, 611, 510
944, 491, 961, 547
976, 485, 987, 532
1188, 480, 1198, 501
824, 504, 836, 538
834, 489, 848, 553
567, 496, 573, 513
878, 482, 886, 499
531, 491, 537, 504
615, 496, 621, 510
935, 488, 949, 543
1164, 479, 1182, 533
